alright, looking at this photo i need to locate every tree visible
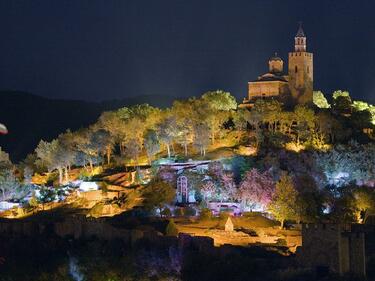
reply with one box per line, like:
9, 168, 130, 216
73, 129, 102, 174
144, 129, 160, 164
97, 111, 127, 155
293, 105, 316, 145
125, 138, 142, 166
200, 181, 216, 202
157, 115, 179, 158
90, 129, 114, 165
0, 147, 11, 169
294, 175, 325, 223
193, 123, 210, 156
201, 91, 236, 145
313, 91, 330, 109
0, 169, 20, 201
238, 168, 275, 211
268, 173, 298, 229
172, 99, 196, 156
142, 178, 176, 212
332, 90, 352, 115
353, 187, 375, 223
201, 90, 237, 111
165, 219, 179, 236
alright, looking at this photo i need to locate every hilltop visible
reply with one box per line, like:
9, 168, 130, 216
0, 91, 176, 161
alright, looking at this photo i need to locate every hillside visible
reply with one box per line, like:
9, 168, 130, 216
0, 91, 176, 162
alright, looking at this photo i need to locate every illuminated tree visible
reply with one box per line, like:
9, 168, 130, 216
172, 100, 195, 156
332, 90, 350, 100
238, 168, 275, 211
97, 111, 127, 154
35, 139, 64, 183
233, 108, 250, 131
293, 105, 316, 145
201, 181, 216, 202
144, 129, 160, 164
157, 115, 179, 158
353, 187, 375, 223
313, 91, 330, 109
142, 178, 176, 212
0, 147, 11, 169
125, 138, 141, 166
316, 112, 342, 143
332, 90, 352, 115
201, 90, 237, 111
193, 123, 210, 156
220, 172, 237, 201
314, 142, 375, 187
165, 219, 179, 236
201, 91, 236, 144
268, 172, 298, 229
0, 169, 20, 201
294, 175, 325, 223
353, 100, 370, 111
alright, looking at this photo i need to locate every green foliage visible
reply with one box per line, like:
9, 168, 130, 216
28, 193, 39, 208
0, 168, 25, 201
294, 175, 325, 223
173, 207, 184, 217
160, 207, 172, 217
201, 90, 237, 111
165, 219, 179, 236
184, 206, 197, 217
332, 91, 352, 114
0, 147, 11, 169
38, 186, 57, 204
313, 91, 330, 108
200, 208, 213, 220
219, 211, 231, 220
268, 173, 298, 228
142, 178, 176, 211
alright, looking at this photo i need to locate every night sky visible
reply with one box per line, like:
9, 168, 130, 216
0, 0, 374, 103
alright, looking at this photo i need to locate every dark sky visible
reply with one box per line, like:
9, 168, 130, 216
0, 0, 374, 103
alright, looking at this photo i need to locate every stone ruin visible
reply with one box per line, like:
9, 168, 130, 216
299, 223, 375, 278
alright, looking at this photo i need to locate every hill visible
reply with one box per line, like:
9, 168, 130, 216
0, 91, 175, 162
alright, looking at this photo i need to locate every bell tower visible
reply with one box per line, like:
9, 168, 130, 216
288, 23, 313, 104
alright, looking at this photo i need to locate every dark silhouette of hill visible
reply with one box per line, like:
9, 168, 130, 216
0, 91, 175, 162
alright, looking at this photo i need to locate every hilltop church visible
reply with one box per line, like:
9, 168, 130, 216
240, 24, 313, 108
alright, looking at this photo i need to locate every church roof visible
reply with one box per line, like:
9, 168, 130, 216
269, 54, 282, 61
296, 24, 305, 37
251, 72, 288, 83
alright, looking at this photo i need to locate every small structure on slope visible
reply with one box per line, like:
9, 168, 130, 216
225, 217, 234, 232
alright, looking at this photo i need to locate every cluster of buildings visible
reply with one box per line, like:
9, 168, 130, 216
240, 24, 313, 108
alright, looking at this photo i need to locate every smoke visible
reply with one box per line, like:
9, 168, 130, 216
69, 255, 85, 281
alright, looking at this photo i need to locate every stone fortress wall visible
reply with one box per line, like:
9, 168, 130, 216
299, 223, 374, 277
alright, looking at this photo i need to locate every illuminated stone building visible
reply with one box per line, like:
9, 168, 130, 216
240, 24, 313, 108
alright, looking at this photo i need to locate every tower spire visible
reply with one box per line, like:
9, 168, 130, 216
294, 22, 306, 51
296, 21, 305, 37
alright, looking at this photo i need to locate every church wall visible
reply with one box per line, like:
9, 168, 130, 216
248, 81, 288, 100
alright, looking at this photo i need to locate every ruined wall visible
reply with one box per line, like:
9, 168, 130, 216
301, 224, 343, 273
300, 224, 367, 277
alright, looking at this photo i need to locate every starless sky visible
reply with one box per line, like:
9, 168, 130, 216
0, 0, 374, 103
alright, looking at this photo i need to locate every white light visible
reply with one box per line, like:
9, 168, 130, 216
79, 182, 99, 192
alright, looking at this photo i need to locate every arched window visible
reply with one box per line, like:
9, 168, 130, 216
295, 66, 298, 73
307, 66, 310, 74
177, 176, 188, 203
